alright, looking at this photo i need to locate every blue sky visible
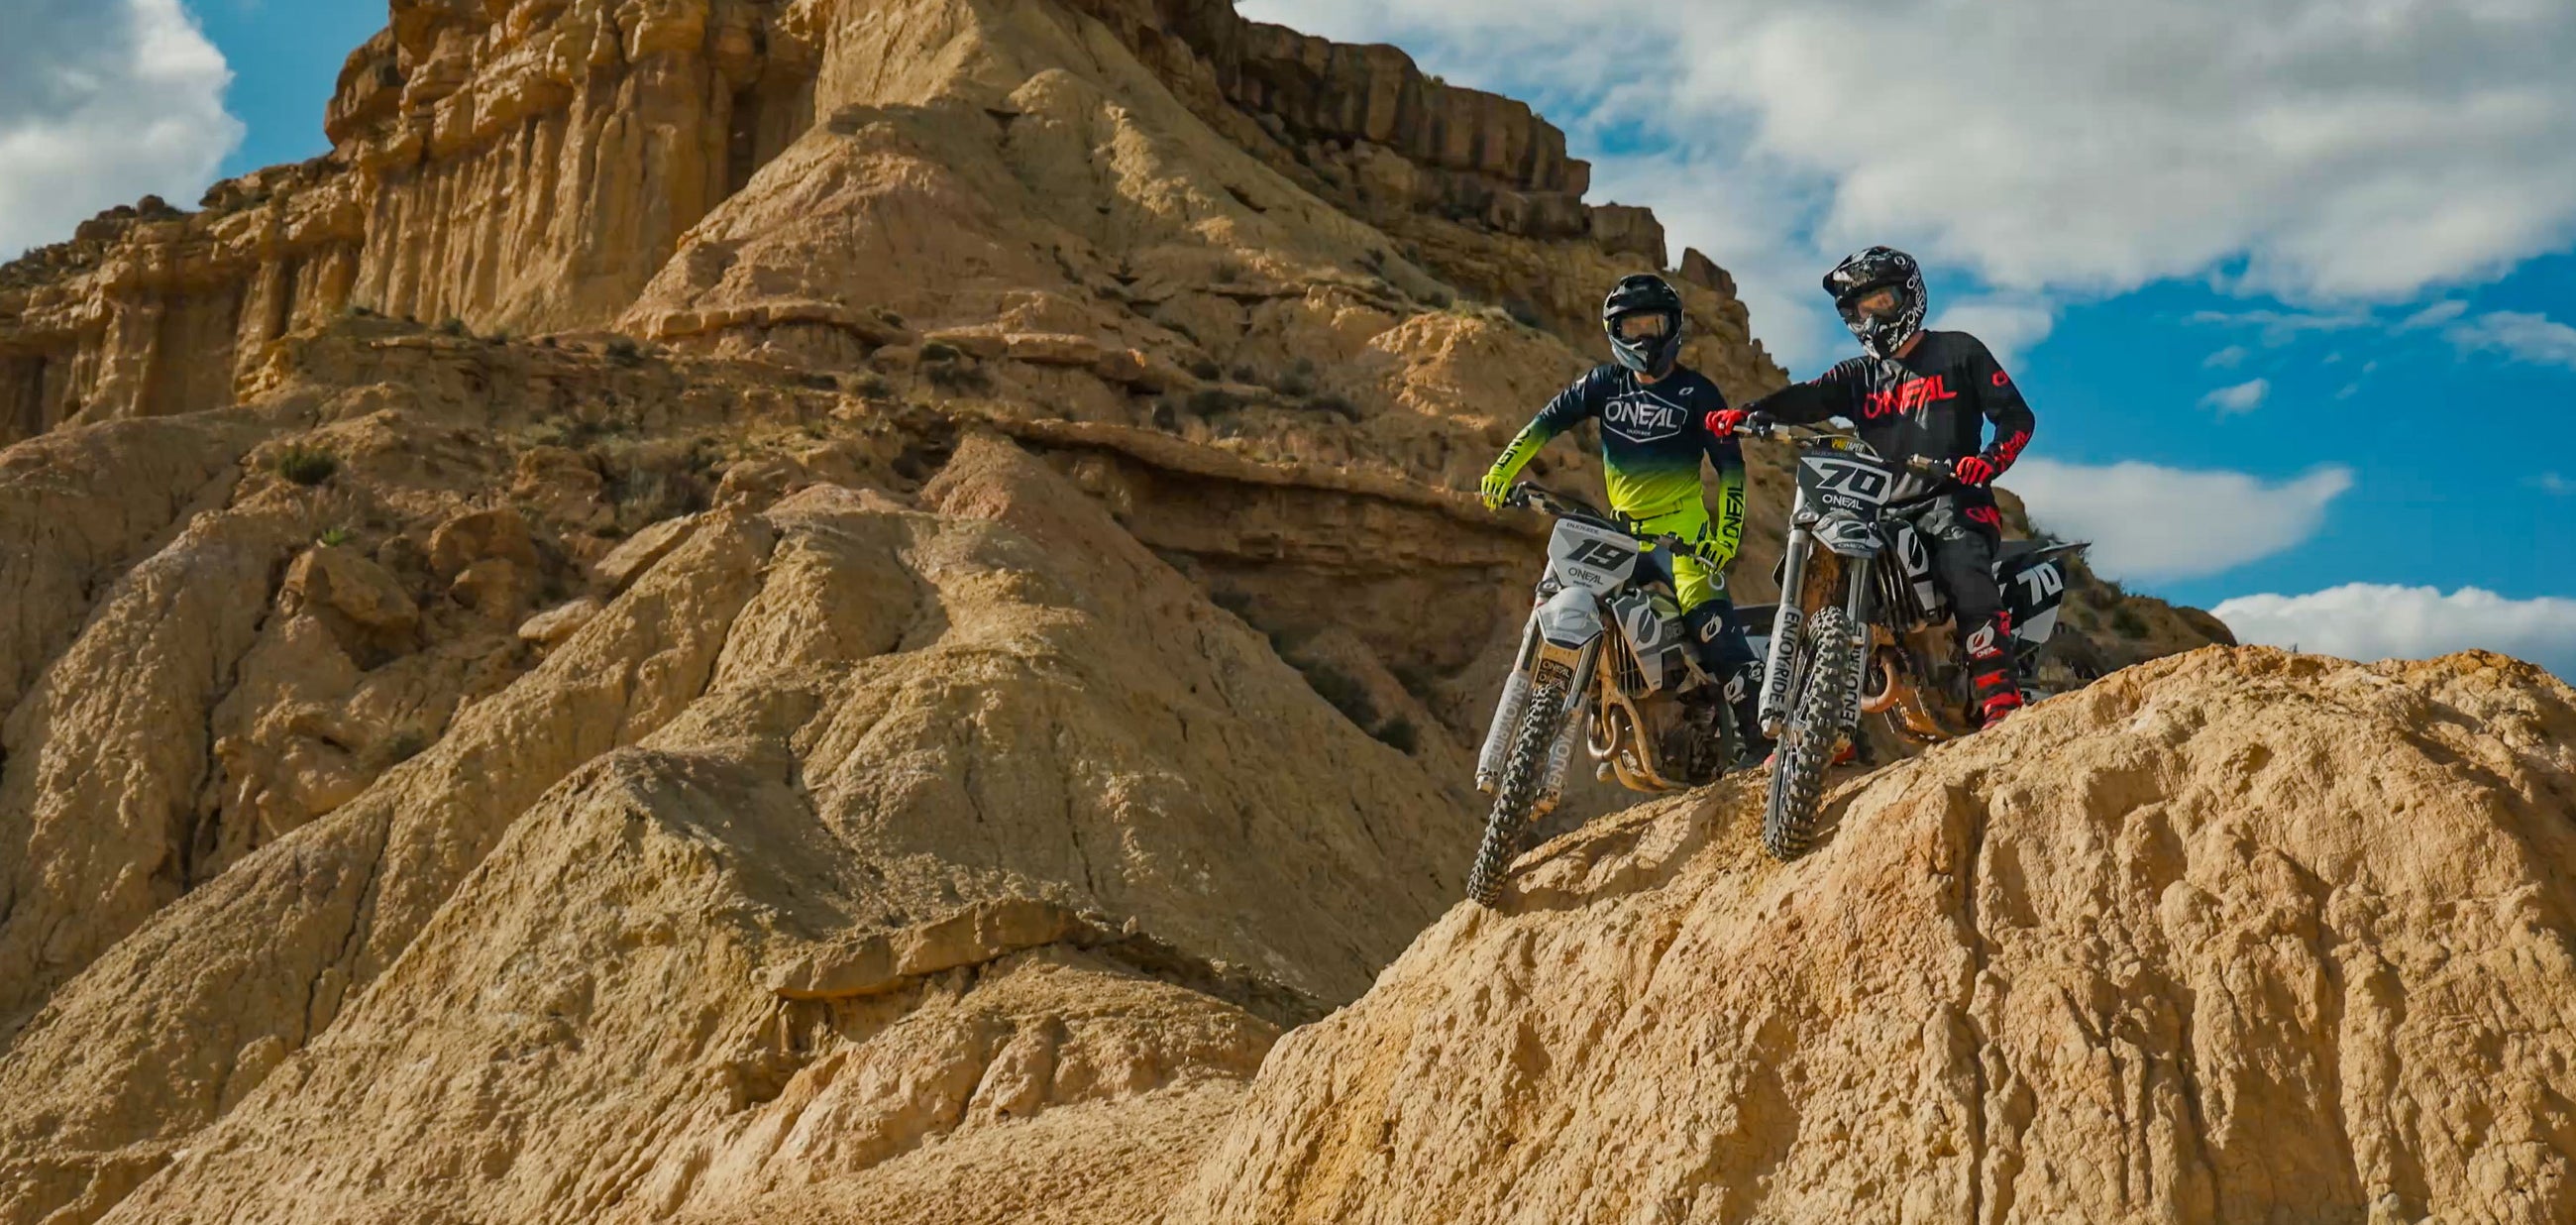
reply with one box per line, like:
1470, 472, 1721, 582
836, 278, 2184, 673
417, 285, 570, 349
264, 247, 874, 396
3, 0, 2572, 674
192, 0, 384, 178
1237, 0, 2576, 675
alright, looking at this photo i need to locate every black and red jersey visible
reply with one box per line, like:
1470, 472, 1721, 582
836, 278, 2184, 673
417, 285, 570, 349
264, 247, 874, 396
1743, 331, 2035, 501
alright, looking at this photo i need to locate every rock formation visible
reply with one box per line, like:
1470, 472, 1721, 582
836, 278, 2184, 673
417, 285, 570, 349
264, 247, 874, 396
0, 1, 2327, 1223
1181, 649, 2576, 1224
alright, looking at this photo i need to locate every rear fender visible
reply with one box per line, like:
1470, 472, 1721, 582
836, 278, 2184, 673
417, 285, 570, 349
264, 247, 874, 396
2001, 559, 2072, 644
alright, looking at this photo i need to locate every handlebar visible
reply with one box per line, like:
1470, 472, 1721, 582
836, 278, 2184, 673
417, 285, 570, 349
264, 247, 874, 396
1503, 483, 1731, 566
1732, 416, 1955, 481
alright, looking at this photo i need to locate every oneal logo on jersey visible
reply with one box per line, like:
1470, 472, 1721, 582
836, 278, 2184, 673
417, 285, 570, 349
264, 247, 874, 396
1864, 374, 1959, 419
1603, 394, 1686, 441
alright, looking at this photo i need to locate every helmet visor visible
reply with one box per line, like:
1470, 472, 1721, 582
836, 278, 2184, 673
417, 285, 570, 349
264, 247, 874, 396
1612, 312, 1673, 342
1838, 285, 1907, 322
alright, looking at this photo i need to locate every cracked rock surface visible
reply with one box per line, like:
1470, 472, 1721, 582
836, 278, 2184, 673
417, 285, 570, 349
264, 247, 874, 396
1175, 649, 2576, 1225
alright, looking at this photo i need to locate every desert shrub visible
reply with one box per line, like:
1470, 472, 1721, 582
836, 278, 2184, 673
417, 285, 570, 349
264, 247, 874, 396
604, 336, 642, 365
437, 317, 468, 337
1185, 356, 1222, 382
2111, 606, 2150, 638
1184, 388, 1238, 417
273, 445, 339, 487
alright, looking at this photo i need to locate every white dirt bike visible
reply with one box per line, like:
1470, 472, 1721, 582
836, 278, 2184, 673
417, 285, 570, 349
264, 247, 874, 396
1466, 484, 1746, 906
1734, 421, 2085, 862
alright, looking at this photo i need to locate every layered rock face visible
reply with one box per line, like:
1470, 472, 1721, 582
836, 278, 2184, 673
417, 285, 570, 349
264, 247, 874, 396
0, 1, 2288, 1222
0, 0, 1747, 443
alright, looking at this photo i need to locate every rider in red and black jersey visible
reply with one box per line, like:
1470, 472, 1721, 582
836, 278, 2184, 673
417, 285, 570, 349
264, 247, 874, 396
1708, 247, 2038, 724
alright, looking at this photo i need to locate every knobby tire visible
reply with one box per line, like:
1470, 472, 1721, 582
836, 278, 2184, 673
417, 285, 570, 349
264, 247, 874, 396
1764, 608, 1856, 862
1466, 680, 1568, 907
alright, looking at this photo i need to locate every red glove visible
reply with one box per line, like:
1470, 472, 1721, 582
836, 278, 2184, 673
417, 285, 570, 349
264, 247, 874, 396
1705, 408, 1750, 438
1953, 455, 1999, 486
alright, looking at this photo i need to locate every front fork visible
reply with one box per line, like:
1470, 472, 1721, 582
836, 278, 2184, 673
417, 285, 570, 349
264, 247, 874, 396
1475, 617, 1542, 793
1831, 558, 1875, 743
1758, 528, 1812, 734
1474, 614, 1602, 815
1538, 642, 1603, 809
1758, 527, 1876, 743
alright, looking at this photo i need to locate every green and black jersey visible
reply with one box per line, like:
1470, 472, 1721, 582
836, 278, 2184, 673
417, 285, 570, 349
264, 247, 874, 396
1494, 363, 1748, 552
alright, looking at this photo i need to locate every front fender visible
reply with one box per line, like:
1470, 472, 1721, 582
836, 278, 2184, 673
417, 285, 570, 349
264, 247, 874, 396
1815, 515, 1882, 557
1536, 587, 1604, 650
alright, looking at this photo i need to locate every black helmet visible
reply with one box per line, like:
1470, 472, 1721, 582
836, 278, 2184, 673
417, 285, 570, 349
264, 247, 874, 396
1602, 274, 1686, 378
1823, 247, 1927, 359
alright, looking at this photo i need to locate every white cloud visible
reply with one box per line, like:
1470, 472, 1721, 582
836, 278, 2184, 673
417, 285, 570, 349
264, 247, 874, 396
2188, 306, 2375, 347
1585, 151, 1848, 369
2534, 472, 2574, 495
1931, 295, 2056, 370
2200, 378, 2272, 415
2443, 310, 2576, 369
0, 0, 240, 259
2203, 345, 2250, 370
2213, 585, 2576, 679
2005, 458, 2353, 582
2399, 300, 2470, 329
1244, 0, 2576, 323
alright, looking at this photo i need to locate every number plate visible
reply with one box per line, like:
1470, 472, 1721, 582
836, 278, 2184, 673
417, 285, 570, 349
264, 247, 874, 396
1798, 453, 1899, 518
1548, 520, 1639, 594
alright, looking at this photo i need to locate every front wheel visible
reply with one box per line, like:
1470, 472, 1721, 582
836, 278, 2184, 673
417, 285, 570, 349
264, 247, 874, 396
1764, 607, 1857, 861
1465, 679, 1568, 907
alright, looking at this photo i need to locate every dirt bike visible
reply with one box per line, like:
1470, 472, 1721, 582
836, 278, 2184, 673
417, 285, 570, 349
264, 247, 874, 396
1733, 420, 2085, 862
1466, 483, 1746, 906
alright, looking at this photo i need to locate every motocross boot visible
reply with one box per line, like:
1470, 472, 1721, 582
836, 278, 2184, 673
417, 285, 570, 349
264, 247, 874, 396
1964, 610, 2025, 726
1723, 660, 1774, 771
1683, 602, 1771, 770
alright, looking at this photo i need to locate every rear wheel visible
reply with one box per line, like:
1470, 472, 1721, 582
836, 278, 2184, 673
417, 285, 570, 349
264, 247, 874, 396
1764, 608, 1856, 862
1465, 680, 1568, 907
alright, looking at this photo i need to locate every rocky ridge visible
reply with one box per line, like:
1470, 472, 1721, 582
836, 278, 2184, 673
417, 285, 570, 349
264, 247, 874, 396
1181, 649, 2576, 1224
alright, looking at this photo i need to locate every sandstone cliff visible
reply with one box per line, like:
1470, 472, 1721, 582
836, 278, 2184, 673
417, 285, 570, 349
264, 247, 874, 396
0, 1, 2287, 1222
